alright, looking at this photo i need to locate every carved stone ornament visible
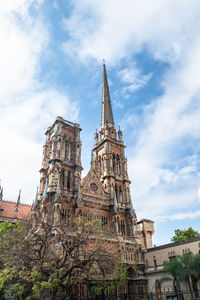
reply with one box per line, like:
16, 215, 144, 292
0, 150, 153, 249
90, 182, 98, 192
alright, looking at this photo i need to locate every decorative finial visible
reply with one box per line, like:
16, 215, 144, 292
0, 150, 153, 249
118, 126, 123, 141
34, 187, 39, 207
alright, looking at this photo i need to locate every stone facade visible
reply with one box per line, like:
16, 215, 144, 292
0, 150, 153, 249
32, 64, 155, 297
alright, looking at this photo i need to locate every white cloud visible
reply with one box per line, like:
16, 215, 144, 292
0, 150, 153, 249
0, 1, 79, 203
169, 210, 200, 221
118, 65, 152, 93
64, 0, 200, 64
63, 0, 200, 222
127, 38, 200, 220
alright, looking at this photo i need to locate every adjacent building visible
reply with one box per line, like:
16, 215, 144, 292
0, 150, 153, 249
0, 185, 31, 223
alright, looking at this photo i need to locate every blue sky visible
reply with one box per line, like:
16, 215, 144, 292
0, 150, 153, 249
1, 0, 200, 246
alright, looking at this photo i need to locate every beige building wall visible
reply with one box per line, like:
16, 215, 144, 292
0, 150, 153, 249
144, 237, 200, 292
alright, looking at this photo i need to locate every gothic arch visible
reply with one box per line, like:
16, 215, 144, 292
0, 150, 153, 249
67, 170, 71, 190
112, 152, 115, 171
127, 267, 136, 279
117, 154, 120, 174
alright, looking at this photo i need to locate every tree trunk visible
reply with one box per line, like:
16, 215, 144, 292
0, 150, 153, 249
188, 273, 194, 298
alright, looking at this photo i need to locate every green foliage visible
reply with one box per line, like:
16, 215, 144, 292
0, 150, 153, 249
0, 222, 14, 237
171, 227, 200, 242
114, 265, 128, 287
7, 283, 24, 298
0, 218, 115, 299
92, 285, 103, 295
31, 270, 41, 282
162, 251, 200, 298
108, 264, 128, 292
163, 256, 188, 284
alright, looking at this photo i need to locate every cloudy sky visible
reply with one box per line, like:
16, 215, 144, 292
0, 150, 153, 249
1, 0, 200, 245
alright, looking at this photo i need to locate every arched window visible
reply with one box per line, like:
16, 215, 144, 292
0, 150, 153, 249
117, 154, 120, 175
67, 171, 71, 190
61, 169, 65, 187
65, 140, 68, 159
68, 139, 71, 161
153, 256, 157, 270
115, 186, 118, 202
127, 267, 136, 279
121, 219, 125, 235
119, 188, 123, 203
99, 155, 101, 172
113, 153, 115, 171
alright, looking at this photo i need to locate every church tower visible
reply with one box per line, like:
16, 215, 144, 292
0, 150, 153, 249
34, 117, 82, 223
33, 64, 152, 297
91, 64, 137, 237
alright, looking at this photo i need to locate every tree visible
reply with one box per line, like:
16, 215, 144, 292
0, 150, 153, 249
0, 216, 127, 299
171, 227, 200, 242
163, 251, 200, 299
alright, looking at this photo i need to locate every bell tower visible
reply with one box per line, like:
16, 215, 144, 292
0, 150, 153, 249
36, 117, 82, 213
92, 64, 136, 236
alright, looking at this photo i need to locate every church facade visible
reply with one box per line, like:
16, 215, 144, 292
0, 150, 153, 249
33, 65, 154, 298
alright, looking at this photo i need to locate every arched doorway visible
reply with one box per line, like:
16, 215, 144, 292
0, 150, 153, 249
127, 267, 136, 300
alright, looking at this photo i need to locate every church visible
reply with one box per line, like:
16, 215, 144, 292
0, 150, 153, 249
32, 64, 155, 298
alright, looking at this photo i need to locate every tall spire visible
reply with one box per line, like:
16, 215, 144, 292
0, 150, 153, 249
16, 189, 21, 206
101, 64, 115, 128
15, 189, 21, 212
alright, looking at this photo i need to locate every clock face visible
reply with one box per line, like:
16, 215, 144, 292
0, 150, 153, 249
90, 183, 98, 192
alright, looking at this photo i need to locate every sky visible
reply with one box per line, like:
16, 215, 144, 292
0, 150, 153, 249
0, 0, 200, 246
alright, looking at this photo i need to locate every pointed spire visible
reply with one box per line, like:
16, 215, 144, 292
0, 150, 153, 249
91, 151, 95, 163
101, 64, 115, 128
77, 183, 81, 202
17, 189, 21, 206
15, 189, 21, 212
42, 180, 48, 203
130, 197, 135, 216
34, 187, 39, 207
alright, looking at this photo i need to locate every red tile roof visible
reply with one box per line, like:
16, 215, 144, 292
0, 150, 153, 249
0, 200, 31, 222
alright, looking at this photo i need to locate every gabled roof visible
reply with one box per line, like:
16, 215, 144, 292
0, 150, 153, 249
81, 169, 108, 200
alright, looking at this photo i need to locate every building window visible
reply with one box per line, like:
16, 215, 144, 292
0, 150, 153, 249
168, 251, 176, 261
115, 186, 118, 202
67, 171, 71, 190
117, 154, 120, 175
113, 153, 115, 171
61, 169, 65, 187
99, 155, 101, 172
153, 256, 157, 270
119, 188, 123, 203
65, 140, 68, 159
101, 215, 108, 228
121, 219, 125, 235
